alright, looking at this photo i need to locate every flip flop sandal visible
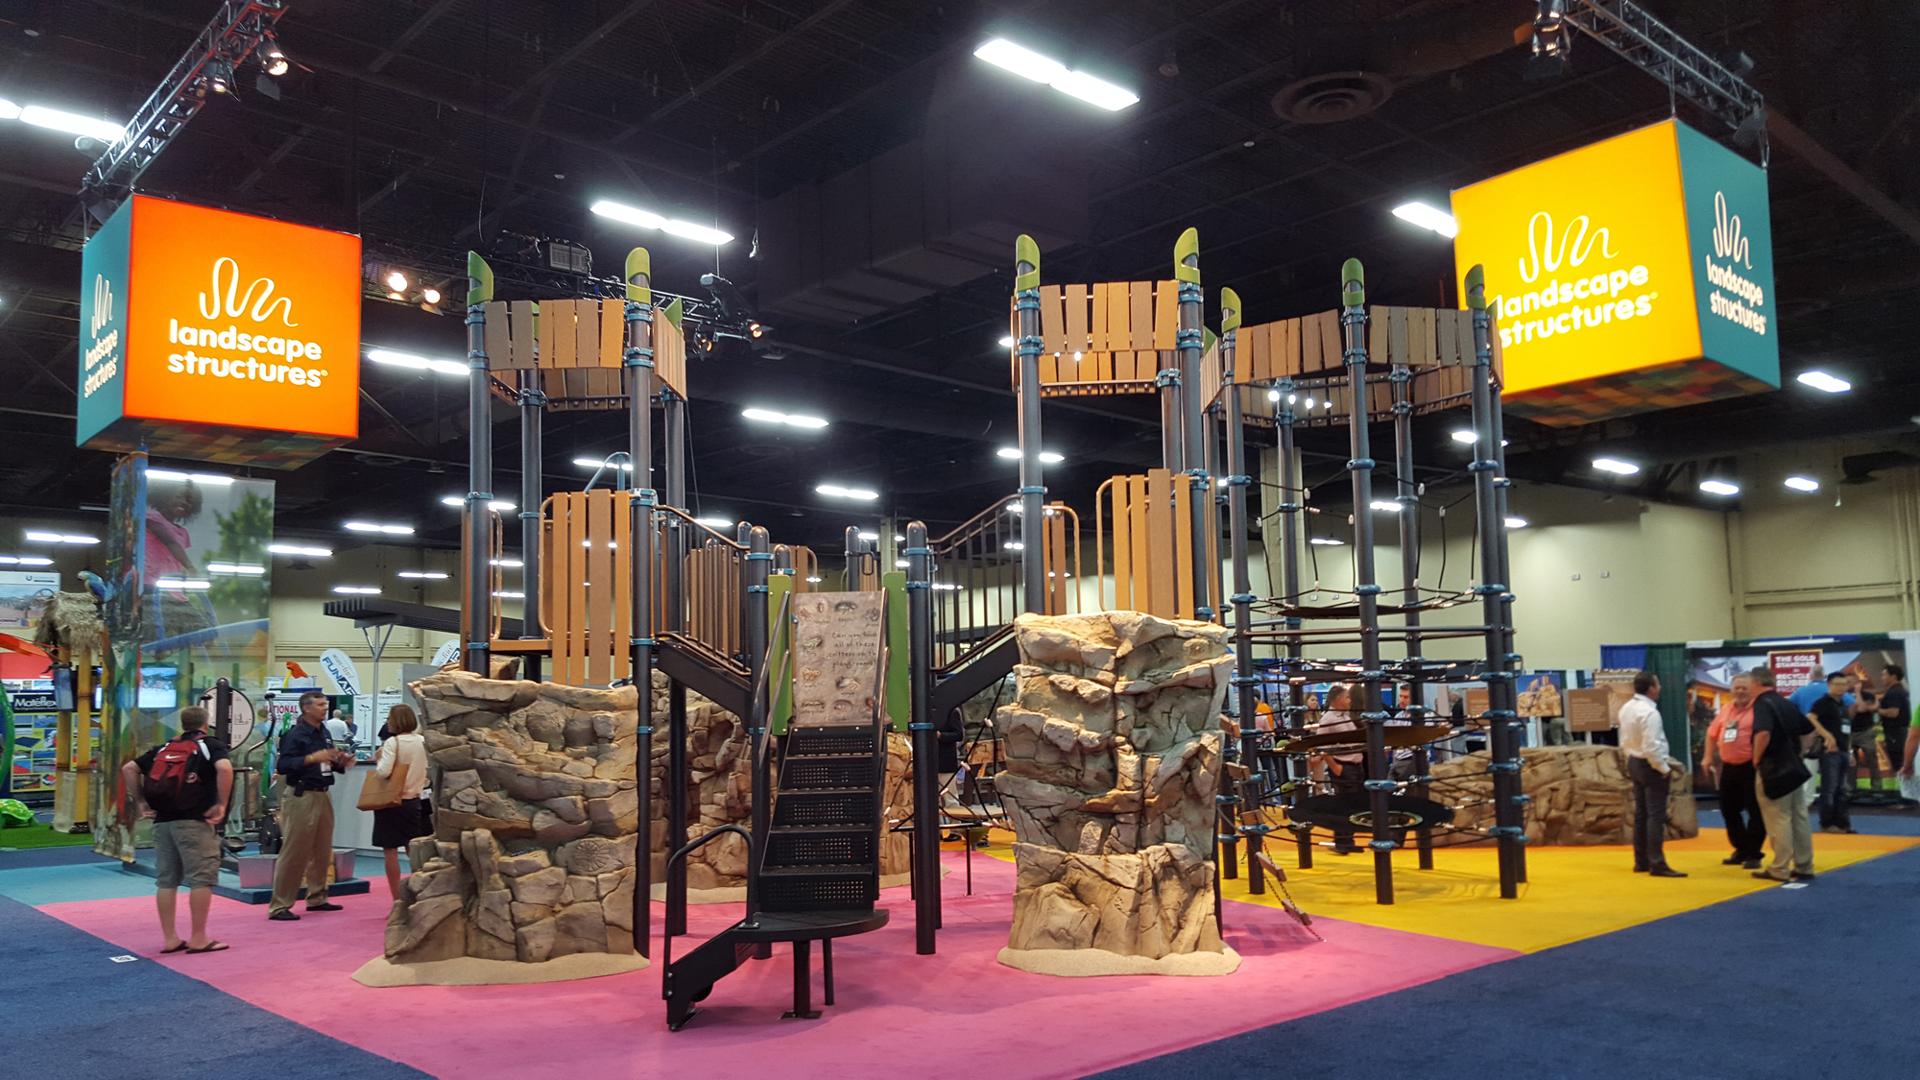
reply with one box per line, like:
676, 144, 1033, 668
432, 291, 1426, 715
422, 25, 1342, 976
185, 941, 230, 954
161, 942, 188, 954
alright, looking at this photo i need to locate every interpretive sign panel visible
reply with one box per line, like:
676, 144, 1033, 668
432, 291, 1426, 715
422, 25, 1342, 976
1566, 688, 1614, 733
791, 591, 886, 728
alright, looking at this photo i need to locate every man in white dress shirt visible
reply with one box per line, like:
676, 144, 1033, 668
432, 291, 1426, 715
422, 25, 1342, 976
1617, 672, 1687, 878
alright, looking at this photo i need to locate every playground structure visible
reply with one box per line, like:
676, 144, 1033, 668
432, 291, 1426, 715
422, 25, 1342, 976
427, 226, 1527, 1025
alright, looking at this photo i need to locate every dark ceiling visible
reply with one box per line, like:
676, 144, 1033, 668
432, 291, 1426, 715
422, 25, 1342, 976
2, 0, 1918, 559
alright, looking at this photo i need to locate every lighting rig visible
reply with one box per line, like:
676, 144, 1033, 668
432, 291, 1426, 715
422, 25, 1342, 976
80, 1, 293, 210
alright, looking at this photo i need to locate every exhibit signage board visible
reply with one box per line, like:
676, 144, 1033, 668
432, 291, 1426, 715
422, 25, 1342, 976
77, 195, 362, 467
1451, 119, 1778, 425
1766, 649, 1824, 695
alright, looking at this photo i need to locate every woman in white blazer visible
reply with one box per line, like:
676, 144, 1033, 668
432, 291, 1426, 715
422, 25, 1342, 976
371, 704, 431, 899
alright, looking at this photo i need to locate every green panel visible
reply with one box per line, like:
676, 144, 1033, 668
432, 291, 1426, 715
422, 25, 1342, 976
77, 199, 134, 447
883, 573, 908, 733
767, 573, 794, 735
1675, 122, 1779, 387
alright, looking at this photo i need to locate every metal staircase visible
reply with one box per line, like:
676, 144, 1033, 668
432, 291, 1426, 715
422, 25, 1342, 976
662, 594, 892, 1030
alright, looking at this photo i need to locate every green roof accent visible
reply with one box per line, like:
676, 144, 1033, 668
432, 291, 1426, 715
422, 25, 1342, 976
1340, 257, 1365, 307
660, 295, 684, 329
1465, 264, 1488, 312
1219, 286, 1243, 333
1174, 227, 1200, 283
466, 251, 494, 306
1014, 234, 1041, 291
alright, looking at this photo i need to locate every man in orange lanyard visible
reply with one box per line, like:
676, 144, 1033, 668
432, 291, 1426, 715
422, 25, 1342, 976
1701, 672, 1765, 870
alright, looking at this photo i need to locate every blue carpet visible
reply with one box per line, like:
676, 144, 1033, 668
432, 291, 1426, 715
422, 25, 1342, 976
0, 845, 121, 870
1095, 844, 1918, 1080
0, 894, 426, 1079
0, 862, 175, 905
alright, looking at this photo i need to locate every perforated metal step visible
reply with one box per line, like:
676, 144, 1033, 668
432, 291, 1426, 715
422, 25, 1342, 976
787, 726, 878, 758
772, 790, 874, 828
765, 827, 875, 868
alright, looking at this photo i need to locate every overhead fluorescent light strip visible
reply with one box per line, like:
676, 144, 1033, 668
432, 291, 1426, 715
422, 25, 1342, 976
972, 39, 1139, 111
1391, 201, 1459, 239
269, 543, 332, 558
741, 407, 829, 430
589, 199, 734, 246
146, 468, 235, 485
24, 531, 98, 544
205, 562, 265, 576
365, 348, 467, 377
344, 521, 414, 535
1794, 370, 1851, 394
0, 555, 56, 566
816, 483, 879, 502
1592, 457, 1640, 476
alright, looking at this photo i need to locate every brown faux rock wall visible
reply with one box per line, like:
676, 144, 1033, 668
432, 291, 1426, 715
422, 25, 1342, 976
996, 611, 1231, 959
388, 673, 640, 964
1426, 745, 1699, 846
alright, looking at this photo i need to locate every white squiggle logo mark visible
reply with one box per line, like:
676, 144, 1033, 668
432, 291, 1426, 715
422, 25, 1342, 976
1711, 191, 1751, 268
89, 273, 114, 336
1516, 211, 1618, 284
198, 256, 299, 327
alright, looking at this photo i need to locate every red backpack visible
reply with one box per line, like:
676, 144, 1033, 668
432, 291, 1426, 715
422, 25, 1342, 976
142, 733, 209, 814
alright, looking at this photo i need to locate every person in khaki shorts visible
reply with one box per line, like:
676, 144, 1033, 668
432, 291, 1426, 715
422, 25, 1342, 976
122, 705, 234, 954
268, 689, 353, 920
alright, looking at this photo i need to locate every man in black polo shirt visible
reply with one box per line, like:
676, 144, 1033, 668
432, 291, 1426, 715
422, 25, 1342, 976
122, 705, 233, 953
268, 690, 354, 920
1808, 673, 1852, 833
1878, 665, 1911, 794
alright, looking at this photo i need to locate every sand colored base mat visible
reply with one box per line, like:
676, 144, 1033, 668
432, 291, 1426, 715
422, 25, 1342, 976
999, 944, 1242, 977
351, 950, 649, 987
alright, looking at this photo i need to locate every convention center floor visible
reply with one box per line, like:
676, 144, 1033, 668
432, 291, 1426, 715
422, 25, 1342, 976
4, 812, 1914, 1080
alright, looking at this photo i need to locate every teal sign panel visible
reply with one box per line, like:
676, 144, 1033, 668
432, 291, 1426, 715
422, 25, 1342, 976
77, 199, 134, 446
1677, 122, 1779, 387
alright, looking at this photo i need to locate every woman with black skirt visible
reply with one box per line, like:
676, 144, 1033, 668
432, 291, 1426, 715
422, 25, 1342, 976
371, 704, 431, 900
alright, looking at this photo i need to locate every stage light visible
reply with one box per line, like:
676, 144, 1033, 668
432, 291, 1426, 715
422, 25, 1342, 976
1795, 370, 1851, 394
269, 543, 332, 558
398, 570, 449, 580
741, 407, 829, 429
207, 59, 234, 94
1450, 429, 1477, 444
331, 585, 381, 595
366, 347, 467, 377
344, 521, 414, 536
384, 269, 409, 292
421, 287, 442, 305
973, 39, 1138, 111
1392, 201, 1458, 239
998, 336, 1016, 349
259, 41, 289, 77
589, 199, 734, 246
1783, 475, 1820, 493
816, 483, 879, 502
17, 103, 124, 143
1592, 457, 1640, 476
1699, 479, 1741, 497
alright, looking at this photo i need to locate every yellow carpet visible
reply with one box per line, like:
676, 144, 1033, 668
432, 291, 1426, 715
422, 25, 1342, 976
972, 829, 1918, 955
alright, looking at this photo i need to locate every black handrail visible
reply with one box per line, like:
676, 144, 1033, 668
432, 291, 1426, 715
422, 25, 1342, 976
659, 823, 754, 986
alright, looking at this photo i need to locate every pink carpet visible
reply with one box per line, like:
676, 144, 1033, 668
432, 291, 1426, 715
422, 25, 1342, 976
41, 853, 1516, 1079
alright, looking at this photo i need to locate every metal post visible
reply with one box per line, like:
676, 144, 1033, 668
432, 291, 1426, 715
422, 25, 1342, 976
1276, 377, 1310, 869
1220, 289, 1263, 896
1339, 259, 1393, 906
662, 391, 689, 935
517, 372, 544, 664
623, 248, 658, 956
1489, 377, 1525, 884
1174, 227, 1212, 623
463, 252, 495, 676
1466, 265, 1523, 900
744, 526, 772, 906
906, 520, 939, 954
1390, 353, 1434, 870
1013, 235, 1046, 613
843, 527, 863, 591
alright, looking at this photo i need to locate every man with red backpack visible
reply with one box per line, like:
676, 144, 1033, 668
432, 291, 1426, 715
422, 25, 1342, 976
119, 705, 234, 954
